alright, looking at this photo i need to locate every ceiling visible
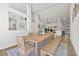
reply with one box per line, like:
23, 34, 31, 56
9, 3, 70, 25
37, 3, 70, 25
9, 3, 60, 13
30, 3, 60, 12
9, 3, 27, 13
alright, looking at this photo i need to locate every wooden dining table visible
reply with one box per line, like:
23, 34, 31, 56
23, 32, 54, 56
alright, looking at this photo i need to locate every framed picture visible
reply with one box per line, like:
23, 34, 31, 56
8, 12, 16, 30
8, 11, 27, 30
17, 17, 27, 30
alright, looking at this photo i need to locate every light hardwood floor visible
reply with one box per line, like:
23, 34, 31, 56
67, 36, 76, 56
0, 50, 7, 56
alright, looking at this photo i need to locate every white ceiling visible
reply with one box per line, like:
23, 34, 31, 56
30, 3, 60, 12
9, 3, 27, 13
9, 3, 60, 13
38, 3, 70, 25
9, 3, 70, 25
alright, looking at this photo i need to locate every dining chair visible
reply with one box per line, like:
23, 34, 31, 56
17, 36, 34, 56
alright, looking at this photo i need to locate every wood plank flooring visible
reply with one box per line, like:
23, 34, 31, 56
67, 36, 76, 56
0, 50, 7, 56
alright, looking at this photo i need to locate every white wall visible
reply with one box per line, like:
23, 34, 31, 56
0, 4, 27, 50
70, 4, 79, 55
27, 4, 32, 33
31, 13, 38, 33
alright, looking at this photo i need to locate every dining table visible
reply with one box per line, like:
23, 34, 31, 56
23, 32, 55, 56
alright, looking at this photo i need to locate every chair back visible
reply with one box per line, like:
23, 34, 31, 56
17, 36, 26, 55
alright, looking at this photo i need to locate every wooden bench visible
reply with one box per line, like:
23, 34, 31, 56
40, 36, 62, 56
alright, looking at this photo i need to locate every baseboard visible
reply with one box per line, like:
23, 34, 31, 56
0, 45, 17, 51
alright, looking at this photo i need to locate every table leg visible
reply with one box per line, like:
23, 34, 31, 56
35, 42, 38, 56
